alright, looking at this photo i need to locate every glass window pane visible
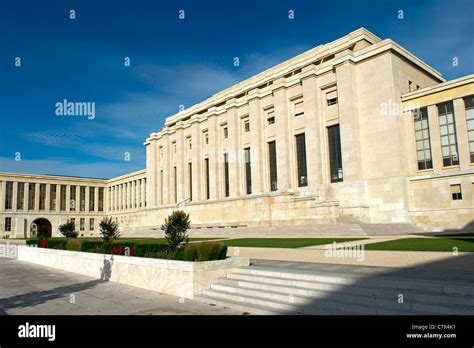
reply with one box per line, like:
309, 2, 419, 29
447, 113, 453, 123
425, 149, 431, 159
415, 122, 422, 131
442, 147, 450, 156
449, 134, 455, 144
422, 120, 428, 128
441, 136, 449, 146
417, 151, 424, 160
440, 126, 448, 135
439, 115, 446, 125
423, 129, 429, 138
415, 131, 422, 140
424, 139, 430, 148
467, 119, 474, 130
468, 131, 474, 141
450, 145, 457, 154
448, 124, 454, 134
470, 142, 474, 152
416, 141, 423, 150
466, 109, 474, 120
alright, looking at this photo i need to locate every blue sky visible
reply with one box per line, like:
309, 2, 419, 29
0, 0, 472, 178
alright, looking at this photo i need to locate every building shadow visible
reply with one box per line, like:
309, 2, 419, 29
279, 252, 474, 315
0, 279, 104, 315
416, 220, 474, 237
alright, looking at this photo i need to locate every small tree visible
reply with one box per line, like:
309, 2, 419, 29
99, 217, 120, 243
58, 221, 78, 238
161, 210, 190, 253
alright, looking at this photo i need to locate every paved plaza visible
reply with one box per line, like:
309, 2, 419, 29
0, 258, 243, 315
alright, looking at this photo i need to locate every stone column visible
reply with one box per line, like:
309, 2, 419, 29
75, 187, 81, 213
453, 98, 470, 169
191, 122, 201, 201
45, 184, 51, 212
335, 61, 363, 181
145, 138, 158, 208
207, 115, 219, 199
140, 178, 145, 207
176, 128, 185, 203
55, 184, 61, 212
94, 186, 99, 212
0, 181, 5, 212
34, 183, 40, 211
248, 88, 264, 194
66, 185, 71, 212
273, 79, 292, 191
227, 100, 241, 197
12, 181, 18, 212
24, 182, 30, 211
302, 66, 323, 188
85, 186, 90, 212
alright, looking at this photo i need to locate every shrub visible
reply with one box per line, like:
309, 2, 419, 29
134, 243, 168, 257
65, 239, 81, 251
108, 244, 135, 256
40, 239, 48, 248
161, 210, 190, 252
99, 217, 120, 243
80, 241, 105, 253
48, 239, 67, 250
184, 242, 227, 262
26, 239, 37, 246
58, 221, 78, 238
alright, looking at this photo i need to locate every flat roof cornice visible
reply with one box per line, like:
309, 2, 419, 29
401, 74, 474, 102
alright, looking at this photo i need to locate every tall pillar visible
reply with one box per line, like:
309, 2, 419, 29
45, 184, 51, 212
34, 183, 40, 211
302, 65, 323, 188
0, 181, 5, 212
12, 181, 18, 212
207, 115, 218, 199
227, 100, 241, 197
66, 185, 71, 212
85, 186, 90, 212
75, 187, 81, 213
24, 182, 29, 211
94, 186, 99, 212
248, 88, 264, 194
273, 79, 292, 191
453, 98, 470, 169
55, 184, 60, 212
427, 105, 442, 173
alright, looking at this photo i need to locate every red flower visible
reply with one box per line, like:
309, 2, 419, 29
40, 240, 48, 248
110, 245, 135, 256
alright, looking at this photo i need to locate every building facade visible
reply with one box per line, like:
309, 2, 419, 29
1, 28, 473, 237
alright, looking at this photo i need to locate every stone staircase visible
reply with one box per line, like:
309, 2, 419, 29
195, 266, 474, 315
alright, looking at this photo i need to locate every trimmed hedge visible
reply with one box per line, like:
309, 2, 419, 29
24, 238, 227, 261
184, 242, 227, 262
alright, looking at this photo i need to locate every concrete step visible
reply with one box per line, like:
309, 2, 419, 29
211, 280, 474, 315
216, 278, 474, 309
232, 267, 474, 296
194, 294, 299, 315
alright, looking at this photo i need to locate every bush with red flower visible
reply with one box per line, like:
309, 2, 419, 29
40, 239, 48, 248
109, 245, 135, 256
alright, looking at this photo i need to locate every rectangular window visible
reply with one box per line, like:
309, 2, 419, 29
245, 148, 252, 194
98, 187, 104, 211
328, 125, 344, 182
413, 107, 433, 170
144, 178, 147, 207
266, 108, 275, 124
295, 134, 308, 187
205, 159, 210, 199
464, 96, 474, 162
49, 184, 56, 211
268, 141, 278, 191
326, 90, 338, 106
223, 127, 229, 139
70, 186, 76, 211
173, 167, 177, 203
60, 185, 66, 211
172, 141, 177, 155
80, 186, 86, 211
89, 187, 95, 211
224, 153, 230, 197
89, 218, 94, 231
438, 101, 459, 167
203, 131, 209, 145
28, 183, 35, 210
293, 99, 304, 116
4, 181, 13, 210
17, 182, 25, 210
244, 120, 250, 132
80, 218, 85, 231
188, 163, 192, 201
5, 217, 12, 232
39, 183, 46, 210
451, 184, 462, 200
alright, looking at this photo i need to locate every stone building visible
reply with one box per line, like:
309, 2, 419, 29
1, 28, 473, 237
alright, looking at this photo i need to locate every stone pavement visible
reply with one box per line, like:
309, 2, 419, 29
0, 258, 243, 315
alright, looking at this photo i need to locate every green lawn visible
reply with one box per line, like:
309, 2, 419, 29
365, 237, 474, 252
223, 238, 366, 248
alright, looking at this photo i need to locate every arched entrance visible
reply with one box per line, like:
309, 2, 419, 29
30, 218, 52, 238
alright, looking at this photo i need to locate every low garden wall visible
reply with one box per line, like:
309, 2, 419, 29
16, 245, 249, 299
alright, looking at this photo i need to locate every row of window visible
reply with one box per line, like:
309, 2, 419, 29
414, 96, 474, 170
161, 125, 344, 203
108, 179, 147, 211
68, 217, 95, 231
3, 183, 104, 212
163, 92, 341, 156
